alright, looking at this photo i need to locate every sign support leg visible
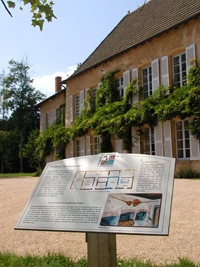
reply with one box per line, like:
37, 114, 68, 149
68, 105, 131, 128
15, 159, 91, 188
87, 233, 117, 267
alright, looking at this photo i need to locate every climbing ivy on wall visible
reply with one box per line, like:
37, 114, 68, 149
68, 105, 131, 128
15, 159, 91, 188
36, 63, 200, 169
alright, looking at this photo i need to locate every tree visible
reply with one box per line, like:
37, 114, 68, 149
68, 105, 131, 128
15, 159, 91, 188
2, 0, 56, 30
3, 59, 45, 172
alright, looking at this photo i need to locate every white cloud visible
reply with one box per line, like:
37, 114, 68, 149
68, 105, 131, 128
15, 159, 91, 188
32, 66, 76, 97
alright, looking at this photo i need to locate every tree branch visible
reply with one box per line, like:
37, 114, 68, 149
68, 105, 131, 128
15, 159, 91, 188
1, 0, 12, 17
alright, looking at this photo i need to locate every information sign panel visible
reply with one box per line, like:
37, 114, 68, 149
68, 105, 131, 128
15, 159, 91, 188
15, 153, 175, 235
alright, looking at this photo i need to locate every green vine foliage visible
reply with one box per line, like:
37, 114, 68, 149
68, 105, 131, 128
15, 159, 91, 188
36, 64, 200, 167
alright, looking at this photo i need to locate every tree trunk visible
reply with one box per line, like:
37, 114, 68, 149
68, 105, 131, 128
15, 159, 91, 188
1, 144, 4, 174
20, 129, 23, 173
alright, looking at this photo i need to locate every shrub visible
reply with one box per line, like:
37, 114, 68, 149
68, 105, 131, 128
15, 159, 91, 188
175, 168, 200, 179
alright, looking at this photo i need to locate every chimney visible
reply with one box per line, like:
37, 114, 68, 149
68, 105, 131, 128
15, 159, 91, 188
55, 76, 62, 93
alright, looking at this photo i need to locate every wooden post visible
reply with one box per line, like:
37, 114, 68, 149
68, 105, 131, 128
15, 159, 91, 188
87, 233, 117, 267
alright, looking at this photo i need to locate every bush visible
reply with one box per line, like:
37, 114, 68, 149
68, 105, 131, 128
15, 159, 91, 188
175, 168, 200, 179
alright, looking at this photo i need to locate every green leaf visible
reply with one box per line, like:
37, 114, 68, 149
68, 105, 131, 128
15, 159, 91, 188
7, 1, 15, 8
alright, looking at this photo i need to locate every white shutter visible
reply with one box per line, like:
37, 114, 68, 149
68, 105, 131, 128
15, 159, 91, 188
186, 43, 196, 75
43, 114, 46, 131
80, 137, 85, 156
189, 117, 200, 160
114, 136, 126, 153
52, 109, 56, 123
47, 112, 50, 127
98, 82, 103, 88
70, 140, 73, 158
164, 120, 172, 157
132, 127, 140, 154
132, 68, 139, 104
151, 58, 160, 93
86, 135, 91, 155
86, 88, 90, 108
70, 95, 73, 122
155, 122, 163, 156
80, 89, 84, 114
161, 56, 169, 92
123, 70, 130, 92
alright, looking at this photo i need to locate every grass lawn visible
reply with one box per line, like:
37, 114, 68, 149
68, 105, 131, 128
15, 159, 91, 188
0, 253, 198, 267
0, 173, 36, 178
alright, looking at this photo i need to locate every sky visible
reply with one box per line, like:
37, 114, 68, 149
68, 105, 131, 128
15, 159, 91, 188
0, 0, 149, 98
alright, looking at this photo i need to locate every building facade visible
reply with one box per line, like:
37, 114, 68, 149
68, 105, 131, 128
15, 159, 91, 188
38, 0, 200, 173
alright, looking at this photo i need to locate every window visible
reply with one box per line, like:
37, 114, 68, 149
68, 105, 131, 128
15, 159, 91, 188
75, 95, 80, 118
76, 137, 85, 157
142, 66, 152, 99
42, 113, 50, 131
144, 127, 155, 155
76, 139, 81, 157
176, 120, 190, 159
93, 87, 97, 108
173, 52, 186, 88
93, 136, 100, 154
115, 77, 124, 100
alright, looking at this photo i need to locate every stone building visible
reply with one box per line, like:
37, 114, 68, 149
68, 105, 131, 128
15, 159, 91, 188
38, 0, 200, 173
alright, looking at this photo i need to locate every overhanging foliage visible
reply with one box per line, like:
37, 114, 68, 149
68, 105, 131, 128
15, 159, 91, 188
36, 64, 200, 166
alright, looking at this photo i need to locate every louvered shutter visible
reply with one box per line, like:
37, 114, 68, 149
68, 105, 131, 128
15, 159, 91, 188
70, 140, 73, 158
86, 88, 90, 108
189, 117, 200, 160
43, 114, 46, 131
123, 70, 130, 93
86, 135, 91, 155
151, 58, 160, 93
164, 120, 172, 157
132, 127, 140, 154
161, 56, 169, 93
186, 43, 196, 75
114, 135, 126, 153
132, 68, 139, 104
52, 109, 56, 123
47, 112, 50, 127
155, 122, 163, 156
70, 95, 73, 122
80, 137, 85, 156
98, 82, 103, 88
80, 89, 84, 114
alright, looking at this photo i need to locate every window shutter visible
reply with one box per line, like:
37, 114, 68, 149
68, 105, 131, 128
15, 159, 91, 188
47, 112, 50, 127
161, 56, 169, 92
132, 68, 139, 104
186, 43, 196, 75
86, 135, 91, 155
52, 109, 56, 123
164, 120, 172, 157
98, 82, 103, 88
80, 137, 85, 156
189, 117, 200, 160
43, 114, 46, 131
132, 127, 140, 154
155, 122, 163, 156
70, 140, 73, 158
114, 135, 126, 153
80, 89, 85, 114
123, 70, 130, 92
151, 58, 160, 93
86, 88, 90, 109
70, 95, 73, 122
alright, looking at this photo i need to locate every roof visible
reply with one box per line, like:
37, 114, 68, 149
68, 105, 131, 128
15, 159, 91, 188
62, 0, 200, 83
35, 87, 66, 108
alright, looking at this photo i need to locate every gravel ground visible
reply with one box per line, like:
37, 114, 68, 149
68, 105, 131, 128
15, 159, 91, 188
0, 176, 200, 265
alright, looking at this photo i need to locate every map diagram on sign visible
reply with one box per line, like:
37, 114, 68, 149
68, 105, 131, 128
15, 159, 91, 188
70, 169, 135, 190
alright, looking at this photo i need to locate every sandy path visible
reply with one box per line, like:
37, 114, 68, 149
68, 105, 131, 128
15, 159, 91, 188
0, 177, 200, 265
